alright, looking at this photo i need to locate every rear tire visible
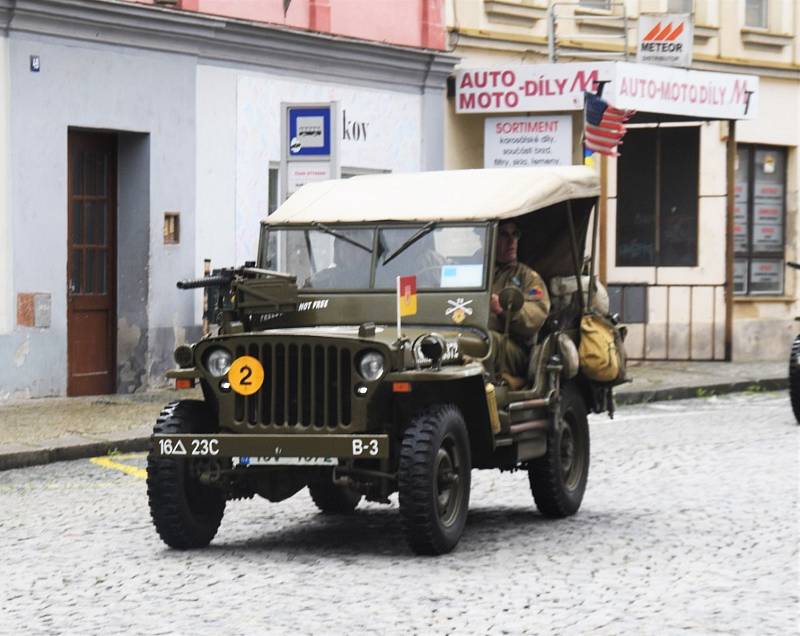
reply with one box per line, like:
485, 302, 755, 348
146, 401, 226, 549
398, 404, 471, 555
308, 477, 362, 514
528, 384, 590, 517
789, 336, 800, 424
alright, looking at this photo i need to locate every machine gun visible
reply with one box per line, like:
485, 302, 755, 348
177, 262, 298, 333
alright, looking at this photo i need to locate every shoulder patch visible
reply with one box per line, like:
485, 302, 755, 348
528, 287, 544, 299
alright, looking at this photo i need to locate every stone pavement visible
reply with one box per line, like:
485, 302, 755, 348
2, 393, 797, 633
0, 359, 788, 471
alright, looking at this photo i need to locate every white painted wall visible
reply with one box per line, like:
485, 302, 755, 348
195, 65, 423, 322
0, 36, 11, 335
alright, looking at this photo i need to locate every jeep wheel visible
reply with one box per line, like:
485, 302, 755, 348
789, 335, 800, 423
528, 384, 589, 517
398, 404, 471, 555
308, 477, 362, 514
147, 401, 226, 549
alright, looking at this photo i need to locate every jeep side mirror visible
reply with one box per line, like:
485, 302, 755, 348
498, 286, 524, 315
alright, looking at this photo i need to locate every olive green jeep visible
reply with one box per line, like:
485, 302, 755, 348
147, 166, 624, 555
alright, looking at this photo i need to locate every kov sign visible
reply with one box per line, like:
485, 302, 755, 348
637, 14, 693, 67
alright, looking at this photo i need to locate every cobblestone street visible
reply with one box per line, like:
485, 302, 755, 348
2, 392, 798, 635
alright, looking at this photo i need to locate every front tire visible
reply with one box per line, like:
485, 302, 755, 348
398, 404, 471, 555
789, 335, 800, 423
528, 384, 590, 517
308, 477, 362, 514
147, 401, 226, 549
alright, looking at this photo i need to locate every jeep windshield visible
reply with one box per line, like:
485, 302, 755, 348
259, 224, 488, 291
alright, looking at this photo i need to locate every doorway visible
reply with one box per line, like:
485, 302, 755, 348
67, 131, 117, 396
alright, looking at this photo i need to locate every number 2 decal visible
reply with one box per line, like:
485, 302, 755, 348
229, 356, 264, 395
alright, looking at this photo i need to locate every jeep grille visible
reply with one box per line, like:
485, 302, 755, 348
233, 343, 352, 429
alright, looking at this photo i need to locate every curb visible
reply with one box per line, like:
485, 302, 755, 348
615, 377, 788, 406
0, 437, 149, 472
0, 377, 789, 472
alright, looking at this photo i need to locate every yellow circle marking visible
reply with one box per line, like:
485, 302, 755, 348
229, 356, 265, 396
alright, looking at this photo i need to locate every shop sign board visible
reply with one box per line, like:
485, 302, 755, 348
612, 62, 758, 120
455, 62, 758, 120
455, 62, 611, 114
636, 14, 693, 67
483, 115, 572, 168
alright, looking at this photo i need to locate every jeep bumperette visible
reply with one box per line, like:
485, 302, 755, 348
147, 166, 623, 555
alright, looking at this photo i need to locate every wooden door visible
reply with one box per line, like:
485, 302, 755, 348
67, 132, 117, 396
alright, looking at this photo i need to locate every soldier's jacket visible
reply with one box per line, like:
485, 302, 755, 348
489, 261, 551, 344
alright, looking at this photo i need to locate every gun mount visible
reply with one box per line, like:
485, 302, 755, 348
178, 264, 298, 334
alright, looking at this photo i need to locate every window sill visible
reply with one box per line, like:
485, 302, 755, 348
693, 25, 719, 44
733, 295, 793, 303
740, 28, 793, 50
484, 1, 547, 28
574, 6, 625, 32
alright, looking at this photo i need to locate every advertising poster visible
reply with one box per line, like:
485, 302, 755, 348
749, 259, 782, 293
484, 115, 572, 168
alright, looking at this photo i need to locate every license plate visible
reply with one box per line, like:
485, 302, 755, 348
233, 456, 337, 467
152, 434, 389, 459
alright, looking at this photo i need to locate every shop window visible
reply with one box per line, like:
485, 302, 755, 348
745, 0, 768, 28
342, 167, 390, 179
268, 164, 279, 215
734, 145, 786, 296
608, 284, 647, 324
616, 126, 699, 267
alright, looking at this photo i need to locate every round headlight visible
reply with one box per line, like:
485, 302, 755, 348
357, 351, 385, 381
205, 347, 233, 377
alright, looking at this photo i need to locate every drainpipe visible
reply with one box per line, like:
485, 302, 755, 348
725, 120, 736, 362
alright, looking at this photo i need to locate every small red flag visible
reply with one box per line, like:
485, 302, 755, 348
398, 275, 417, 317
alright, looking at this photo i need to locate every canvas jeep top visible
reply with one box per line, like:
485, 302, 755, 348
147, 165, 624, 555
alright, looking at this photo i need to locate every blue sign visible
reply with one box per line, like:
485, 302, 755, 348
288, 107, 331, 157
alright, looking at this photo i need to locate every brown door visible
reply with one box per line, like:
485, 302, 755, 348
67, 132, 117, 396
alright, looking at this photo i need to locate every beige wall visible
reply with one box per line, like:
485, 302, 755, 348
446, 0, 798, 66
445, 0, 799, 360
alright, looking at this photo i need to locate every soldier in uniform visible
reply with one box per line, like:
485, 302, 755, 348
488, 220, 551, 382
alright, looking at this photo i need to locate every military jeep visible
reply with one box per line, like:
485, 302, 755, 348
147, 166, 621, 555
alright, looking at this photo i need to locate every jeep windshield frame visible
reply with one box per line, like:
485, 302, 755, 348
258, 222, 491, 294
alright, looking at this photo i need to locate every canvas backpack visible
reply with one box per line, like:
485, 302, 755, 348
578, 312, 627, 384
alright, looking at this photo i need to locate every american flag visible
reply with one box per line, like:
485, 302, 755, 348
583, 92, 635, 157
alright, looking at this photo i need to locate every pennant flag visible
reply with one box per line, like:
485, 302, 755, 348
583, 92, 635, 157
397, 275, 417, 317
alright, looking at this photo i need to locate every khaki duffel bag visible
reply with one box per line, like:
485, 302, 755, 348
578, 313, 627, 384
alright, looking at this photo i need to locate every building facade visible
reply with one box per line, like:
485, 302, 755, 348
445, 0, 799, 362
0, 0, 455, 398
